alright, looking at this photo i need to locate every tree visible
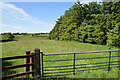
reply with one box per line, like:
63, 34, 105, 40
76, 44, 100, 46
48, 1, 120, 47
2, 32, 15, 41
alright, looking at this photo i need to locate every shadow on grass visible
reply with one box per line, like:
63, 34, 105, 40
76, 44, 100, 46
12, 77, 119, 80
2, 60, 17, 77
0, 39, 18, 43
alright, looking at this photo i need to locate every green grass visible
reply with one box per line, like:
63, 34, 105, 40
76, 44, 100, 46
1, 35, 120, 78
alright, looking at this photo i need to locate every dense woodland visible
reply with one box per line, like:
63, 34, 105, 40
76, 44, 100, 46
48, 1, 120, 47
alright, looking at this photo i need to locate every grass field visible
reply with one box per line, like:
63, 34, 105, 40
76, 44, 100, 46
1, 35, 120, 78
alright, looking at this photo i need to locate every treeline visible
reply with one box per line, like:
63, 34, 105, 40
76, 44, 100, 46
1, 32, 48, 35
10, 32, 48, 35
1, 33, 15, 41
48, 1, 120, 47
0, 32, 49, 41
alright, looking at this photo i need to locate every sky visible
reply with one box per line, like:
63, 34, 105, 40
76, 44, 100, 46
0, 0, 102, 33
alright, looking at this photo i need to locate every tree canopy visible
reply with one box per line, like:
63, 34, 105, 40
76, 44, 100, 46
48, 1, 120, 47
1, 32, 15, 41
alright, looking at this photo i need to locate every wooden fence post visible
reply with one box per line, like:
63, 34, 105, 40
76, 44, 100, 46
34, 48, 41, 78
30, 53, 34, 77
26, 51, 30, 78
41, 52, 44, 78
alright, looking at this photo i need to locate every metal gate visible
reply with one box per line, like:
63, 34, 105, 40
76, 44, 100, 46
41, 50, 120, 78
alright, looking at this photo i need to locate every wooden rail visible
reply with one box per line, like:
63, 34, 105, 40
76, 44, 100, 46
2, 71, 34, 79
2, 54, 35, 61
2, 63, 33, 71
1, 49, 39, 80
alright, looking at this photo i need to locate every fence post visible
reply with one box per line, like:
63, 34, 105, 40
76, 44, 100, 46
73, 53, 75, 75
30, 53, 34, 77
108, 51, 111, 71
34, 48, 41, 78
41, 52, 44, 78
26, 51, 30, 78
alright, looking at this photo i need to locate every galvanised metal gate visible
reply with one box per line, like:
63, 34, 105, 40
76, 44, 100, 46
40, 50, 120, 78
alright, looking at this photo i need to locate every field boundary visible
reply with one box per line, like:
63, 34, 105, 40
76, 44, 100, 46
1, 49, 120, 79
1, 48, 41, 80
42, 50, 120, 78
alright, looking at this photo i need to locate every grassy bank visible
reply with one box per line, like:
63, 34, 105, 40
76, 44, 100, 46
1, 35, 119, 78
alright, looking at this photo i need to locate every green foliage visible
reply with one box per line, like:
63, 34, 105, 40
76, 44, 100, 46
107, 22, 120, 47
21, 33, 27, 35
49, 1, 120, 47
2, 32, 15, 41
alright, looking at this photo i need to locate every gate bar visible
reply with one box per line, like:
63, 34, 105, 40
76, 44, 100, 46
108, 51, 111, 71
43, 50, 120, 55
73, 53, 75, 75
